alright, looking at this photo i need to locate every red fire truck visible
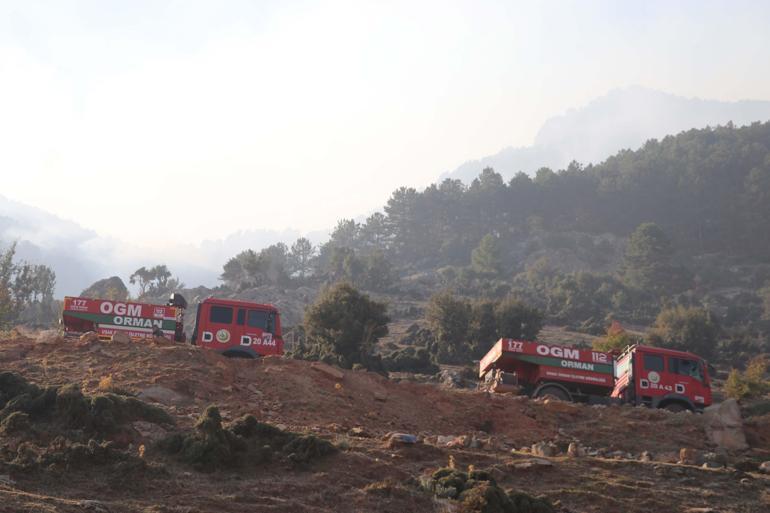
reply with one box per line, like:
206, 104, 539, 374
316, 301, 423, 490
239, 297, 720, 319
62, 295, 188, 342
61, 295, 284, 358
191, 297, 283, 358
479, 338, 712, 412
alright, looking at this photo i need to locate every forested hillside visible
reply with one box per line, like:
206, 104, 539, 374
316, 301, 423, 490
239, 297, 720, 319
379, 121, 770, 266
208, 122, 770, 363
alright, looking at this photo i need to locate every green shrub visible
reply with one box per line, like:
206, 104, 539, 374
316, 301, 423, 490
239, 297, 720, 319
725, 356, 769, 400
158, 407, 336, 471
382, 346, 438, 374
0, 372, 173, 437
421, 466, 554, 513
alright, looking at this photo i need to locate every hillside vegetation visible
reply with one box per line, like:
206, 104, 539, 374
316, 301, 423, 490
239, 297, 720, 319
182, 122, 770, 366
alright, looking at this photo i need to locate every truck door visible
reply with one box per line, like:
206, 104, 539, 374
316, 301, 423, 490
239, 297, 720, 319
200, 304, 237, 349
243, 309, 279, 355
667, 356, 711, 407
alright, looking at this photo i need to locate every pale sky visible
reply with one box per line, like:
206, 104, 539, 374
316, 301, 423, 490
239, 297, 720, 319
2, 0, 770, 247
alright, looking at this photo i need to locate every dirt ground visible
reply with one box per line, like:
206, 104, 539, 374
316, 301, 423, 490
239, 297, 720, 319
0, 334, 768, 513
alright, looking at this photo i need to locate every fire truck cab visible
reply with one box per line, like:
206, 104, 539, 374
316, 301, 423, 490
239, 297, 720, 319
191, 297, 283, 358
611, 345, 712, 412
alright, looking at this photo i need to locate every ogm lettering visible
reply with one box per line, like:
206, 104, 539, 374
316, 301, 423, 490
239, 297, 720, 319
99, 302, 142, 317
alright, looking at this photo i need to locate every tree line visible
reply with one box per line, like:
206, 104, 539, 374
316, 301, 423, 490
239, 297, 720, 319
0, 242, 57, 328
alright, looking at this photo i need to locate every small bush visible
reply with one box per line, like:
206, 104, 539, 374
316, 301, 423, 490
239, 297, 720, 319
382, 346, 438, 374
0, 371, 173, 437
725, 356, 769, 400
421, 466, 553, 513
158, 407, 336, 471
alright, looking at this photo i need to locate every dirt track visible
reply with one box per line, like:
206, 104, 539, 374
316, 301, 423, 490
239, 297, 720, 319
0, 334, 768, 512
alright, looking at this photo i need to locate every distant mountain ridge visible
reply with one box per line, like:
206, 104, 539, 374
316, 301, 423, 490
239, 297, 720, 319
0, 195, 319, 297
444, 86, 770, 182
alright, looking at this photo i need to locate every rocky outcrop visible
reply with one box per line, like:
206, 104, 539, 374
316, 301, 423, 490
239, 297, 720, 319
703, 399, 749, 451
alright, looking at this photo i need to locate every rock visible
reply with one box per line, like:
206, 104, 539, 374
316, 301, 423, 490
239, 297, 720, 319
446, 435, 469, 448
137, 385, 188, 406
387, 433, 418, 447
543, 398, 578, 413
758, 461, 770, 473
111, 331, 131, 344
678, 448, 699, 465
348, 427, 371, 438
152, 335, 172, 345
79, 500, 109, 513
436, 435, 456, 446
310, 362, 344, 380
79, 331, 100, 344
0, 474, 15, 486
639, 451, 653, 462
702, 461, 722, 469
437, 369, 464, 388
703, 399, 749, 451
567, 442, 584, 457
373, 390, 388, 402
132, 421, 168, 443
510, 458, 554, 470
531, 441, 557, 457
702, 451, 728, 467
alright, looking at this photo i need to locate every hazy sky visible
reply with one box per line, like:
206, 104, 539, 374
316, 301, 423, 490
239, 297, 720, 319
2, 0, 770, 247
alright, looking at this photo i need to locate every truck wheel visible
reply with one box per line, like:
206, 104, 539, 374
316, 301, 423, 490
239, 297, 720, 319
662, 402, 687, 413
535, 386, 570, 402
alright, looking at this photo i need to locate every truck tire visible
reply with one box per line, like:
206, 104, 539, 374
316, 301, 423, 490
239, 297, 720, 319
534, 385, 571, 402
662, 402, 687, 413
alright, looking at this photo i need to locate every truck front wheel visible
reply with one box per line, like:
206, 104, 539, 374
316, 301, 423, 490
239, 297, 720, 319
534, 385, 571, 402
662, 402, 688, 413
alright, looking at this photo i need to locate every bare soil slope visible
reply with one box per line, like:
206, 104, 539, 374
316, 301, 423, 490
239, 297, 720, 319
0, 335, 767, 513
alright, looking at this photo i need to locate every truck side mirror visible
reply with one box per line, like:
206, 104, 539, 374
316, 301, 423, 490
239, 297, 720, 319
167, 293, 188, 309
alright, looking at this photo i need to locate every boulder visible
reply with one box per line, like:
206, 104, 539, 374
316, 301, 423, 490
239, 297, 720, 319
152, 335, 173, 345
438, 369, 464, 388
79, 331, 100, 344
567, 442, 585, 457
531, 441, 557, 457
759, 461, 770, 474
509, 458, 554, 470
543, 398, 578, 414
386, 433, 418, 448
678, 448, 699, 465
703, 399, 749, 451
138, 385, 189, 406
111, 332, 131, 344
310, 362, 344, 380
